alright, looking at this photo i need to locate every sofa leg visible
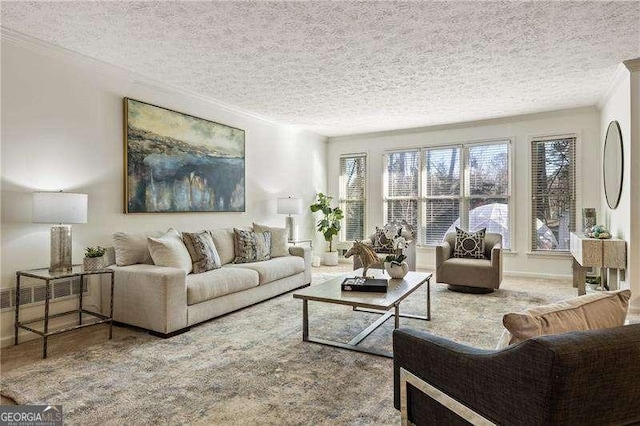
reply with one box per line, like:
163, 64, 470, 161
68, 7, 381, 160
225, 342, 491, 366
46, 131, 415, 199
447, 284, 494, 294
148, 327, 191, 338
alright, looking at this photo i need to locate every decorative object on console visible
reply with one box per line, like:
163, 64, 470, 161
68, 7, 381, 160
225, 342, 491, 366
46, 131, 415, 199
581, 207, 597, 232
585, 224, 612, 239
309, 192, 343, 266
603, 120, 623, 210
124, 98, 245, 213
453, 227, 486, 259
84, 246, 107, 271
32, 191, 88, 273
276, 197, 303, 242
344, 241, 380, 277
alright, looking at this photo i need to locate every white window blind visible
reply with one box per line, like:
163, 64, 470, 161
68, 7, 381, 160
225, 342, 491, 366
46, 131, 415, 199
466, 143, 511, 248
531, 137, 576, 251
383, 150, 420, 233
423, 147, 461, 245
339, 154, 366, 241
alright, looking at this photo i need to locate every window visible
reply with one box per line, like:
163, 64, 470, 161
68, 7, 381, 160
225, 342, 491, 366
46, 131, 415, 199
384, 141, 511, 248
339, 154, 366, 241
423, 147, 461, 245
383, 150, 420, 233
531, 136, 576, 251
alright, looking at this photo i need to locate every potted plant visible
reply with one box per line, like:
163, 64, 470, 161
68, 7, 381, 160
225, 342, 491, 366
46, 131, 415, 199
84, 246, 107, 271
310, 192, 343, 266
382, 223, 413, 279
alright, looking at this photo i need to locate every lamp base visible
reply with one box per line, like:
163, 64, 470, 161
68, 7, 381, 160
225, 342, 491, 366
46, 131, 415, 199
50, 224, 72, 273
286, 216, 298, 242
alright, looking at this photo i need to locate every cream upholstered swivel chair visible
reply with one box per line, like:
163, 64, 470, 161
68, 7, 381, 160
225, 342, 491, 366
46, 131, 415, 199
435, 232, 502, 293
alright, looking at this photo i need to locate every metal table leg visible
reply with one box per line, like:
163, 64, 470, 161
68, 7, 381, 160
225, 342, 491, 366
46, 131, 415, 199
14, 273, 20, 345
302, 299, 309, 341
109, 272, 114, 339
43, 279, 51, 359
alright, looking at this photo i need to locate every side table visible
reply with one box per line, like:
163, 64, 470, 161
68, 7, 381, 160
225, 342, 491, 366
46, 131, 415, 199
15, 265, 115, 359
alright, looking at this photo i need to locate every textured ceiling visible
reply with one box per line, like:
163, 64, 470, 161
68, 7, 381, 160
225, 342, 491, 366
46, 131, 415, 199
2, 1, 639, 136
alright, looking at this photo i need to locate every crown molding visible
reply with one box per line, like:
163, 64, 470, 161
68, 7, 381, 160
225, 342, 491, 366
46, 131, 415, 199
0, 26, 300, 131
597, 62, 631, 109
623, 57, 640, 72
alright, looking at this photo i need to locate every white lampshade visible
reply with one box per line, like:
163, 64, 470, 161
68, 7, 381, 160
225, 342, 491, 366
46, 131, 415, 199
277, 197, 303, 215
33, 192, 88, 224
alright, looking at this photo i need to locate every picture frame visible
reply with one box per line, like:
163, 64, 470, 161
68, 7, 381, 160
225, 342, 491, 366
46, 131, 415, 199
123, 98, 245, 213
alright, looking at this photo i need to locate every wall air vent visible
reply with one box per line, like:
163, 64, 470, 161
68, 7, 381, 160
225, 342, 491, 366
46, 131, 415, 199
0, 277, 87, 312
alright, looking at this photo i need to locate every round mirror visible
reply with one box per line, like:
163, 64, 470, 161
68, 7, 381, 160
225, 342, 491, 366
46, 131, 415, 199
603, 120, 623, 209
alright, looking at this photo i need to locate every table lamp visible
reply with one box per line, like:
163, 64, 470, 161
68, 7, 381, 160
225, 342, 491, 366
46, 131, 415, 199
33, 191, 88, 272
277, 197, 303, 242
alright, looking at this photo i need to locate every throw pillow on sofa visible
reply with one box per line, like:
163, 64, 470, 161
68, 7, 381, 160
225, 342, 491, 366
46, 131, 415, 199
253, 223, 289, 258
453, 227, 486, 259
182, 231, 222, 274
233, 228, 271, 263
148, 228, 193, 274
503, 289, 631, 345
113, 231, 163, 266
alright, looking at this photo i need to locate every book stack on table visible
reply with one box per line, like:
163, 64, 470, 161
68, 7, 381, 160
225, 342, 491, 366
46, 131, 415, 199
341, 277, 388, 293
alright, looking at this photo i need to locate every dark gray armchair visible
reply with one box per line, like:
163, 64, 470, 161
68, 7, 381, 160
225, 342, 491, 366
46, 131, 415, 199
436, 232, 502, 293
393, 325, 640, 425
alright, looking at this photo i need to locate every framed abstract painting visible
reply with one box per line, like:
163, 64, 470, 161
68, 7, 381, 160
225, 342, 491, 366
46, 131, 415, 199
124, 98, 245, 213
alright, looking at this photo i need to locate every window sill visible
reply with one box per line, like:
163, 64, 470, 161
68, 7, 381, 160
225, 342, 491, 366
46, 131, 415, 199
526, 251, 572, 259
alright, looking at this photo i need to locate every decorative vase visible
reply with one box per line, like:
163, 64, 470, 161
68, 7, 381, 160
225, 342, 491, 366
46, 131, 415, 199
83, 256, 105, 271
322, 251, 339, 266
384, 261, 409, 279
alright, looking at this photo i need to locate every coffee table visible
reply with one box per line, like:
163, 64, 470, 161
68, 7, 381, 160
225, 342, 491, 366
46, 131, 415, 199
293, 268, 432, 358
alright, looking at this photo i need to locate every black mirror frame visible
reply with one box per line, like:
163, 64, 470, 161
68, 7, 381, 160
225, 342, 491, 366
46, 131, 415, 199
603, 120, 624, 209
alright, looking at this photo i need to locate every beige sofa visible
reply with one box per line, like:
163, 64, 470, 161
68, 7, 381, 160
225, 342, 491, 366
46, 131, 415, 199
107, 228, 311, 337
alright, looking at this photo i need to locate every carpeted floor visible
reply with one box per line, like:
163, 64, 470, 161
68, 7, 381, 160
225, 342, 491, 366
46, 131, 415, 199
0, 269, 602, 424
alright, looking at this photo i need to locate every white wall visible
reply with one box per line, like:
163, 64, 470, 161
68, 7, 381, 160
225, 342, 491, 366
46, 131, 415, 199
0, 33, 327, 346
327, 107, 602, 277
599, 59, 640, 312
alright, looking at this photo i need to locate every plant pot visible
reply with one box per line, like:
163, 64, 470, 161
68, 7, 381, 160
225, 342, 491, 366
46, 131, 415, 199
322, 251, 339, 266
84, 256, 105, 271
384, 261, 409, 279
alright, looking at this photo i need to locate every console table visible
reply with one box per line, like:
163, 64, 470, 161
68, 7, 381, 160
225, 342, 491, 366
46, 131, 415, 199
569, 232, 626, 295
15, 265, 114, 358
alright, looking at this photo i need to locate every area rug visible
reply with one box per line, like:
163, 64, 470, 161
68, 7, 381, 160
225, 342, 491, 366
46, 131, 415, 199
0, 279, 568, 424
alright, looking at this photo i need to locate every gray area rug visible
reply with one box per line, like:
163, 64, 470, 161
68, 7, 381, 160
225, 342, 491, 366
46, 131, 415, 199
1, 276, 568, 425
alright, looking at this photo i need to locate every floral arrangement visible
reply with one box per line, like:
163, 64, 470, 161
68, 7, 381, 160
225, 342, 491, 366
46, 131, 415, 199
382, 222, 415, 265
85, 246, 107, 258
586, 225, 612, 239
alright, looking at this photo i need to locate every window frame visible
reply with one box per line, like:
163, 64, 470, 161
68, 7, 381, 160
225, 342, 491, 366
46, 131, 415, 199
528, 134, 578, 254
383, 148, 421, 239
383, 139, 513, 249
338, 152, 368, 242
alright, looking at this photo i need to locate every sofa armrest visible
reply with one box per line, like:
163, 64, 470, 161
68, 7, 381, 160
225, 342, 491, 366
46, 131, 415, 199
393, 327, 555, 425
289, 246, 312, 284
109, 264, 188, 334
435, 241, 451, 268
491, 243, 502, 283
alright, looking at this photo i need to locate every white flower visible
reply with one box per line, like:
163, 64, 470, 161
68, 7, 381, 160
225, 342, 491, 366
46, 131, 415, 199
383, 224, 399, 240
394, 237, 409, 251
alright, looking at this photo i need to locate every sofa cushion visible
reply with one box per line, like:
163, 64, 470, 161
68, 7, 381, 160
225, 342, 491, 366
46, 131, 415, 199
182, 231, 222, 274
186, 267, 259, 305
454, 227, 486, 259
225, 256, 305, 285
148, 228, 193, 274
503, 289, 631, 344
209, 229, 235, 265
253, 223, 289, 258
113, 231, 162, 266
233, 229, 271, 263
